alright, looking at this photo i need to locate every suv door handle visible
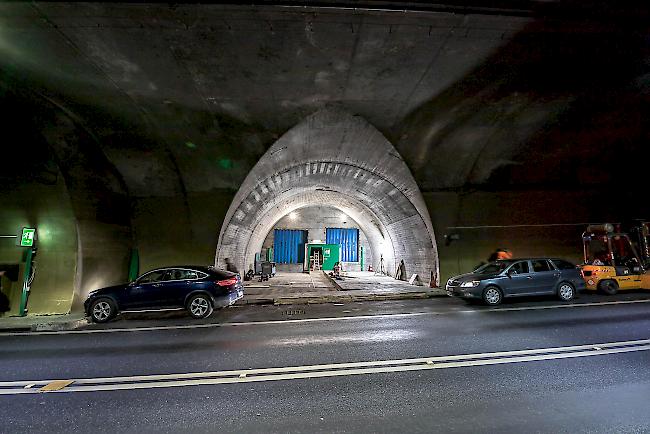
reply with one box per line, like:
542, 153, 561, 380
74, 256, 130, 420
554, 273, 561, 277
153, 283, 162, 287
526, 276, 532, 279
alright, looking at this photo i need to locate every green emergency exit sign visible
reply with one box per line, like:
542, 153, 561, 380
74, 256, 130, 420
20, 228, 36, 247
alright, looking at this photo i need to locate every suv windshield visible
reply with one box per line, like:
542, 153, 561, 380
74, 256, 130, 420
474, 262, 509, 274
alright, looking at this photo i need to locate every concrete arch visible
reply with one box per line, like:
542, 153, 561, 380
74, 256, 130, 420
216, 109, 438, 284
246, 190, 392, 274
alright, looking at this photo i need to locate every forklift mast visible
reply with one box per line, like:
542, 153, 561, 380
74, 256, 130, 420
583, 224, 643, 271
627, 221, 650, 267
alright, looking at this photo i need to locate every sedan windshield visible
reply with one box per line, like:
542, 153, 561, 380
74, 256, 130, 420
474, 262, 509, 274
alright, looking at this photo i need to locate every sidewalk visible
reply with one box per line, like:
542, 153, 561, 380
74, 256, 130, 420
239, 271, 446, 305
0, 313, 88, 332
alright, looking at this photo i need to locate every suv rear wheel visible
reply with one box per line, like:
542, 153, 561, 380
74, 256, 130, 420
187, 294, 214, 319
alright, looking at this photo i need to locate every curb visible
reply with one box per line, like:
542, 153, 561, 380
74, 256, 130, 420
324, 272, 344, 291
31, 318, 89, 332
0, 316, 89, 333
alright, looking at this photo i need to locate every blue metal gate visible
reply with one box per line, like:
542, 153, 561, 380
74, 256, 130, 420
326, 228, 359, 262
273, 229, 307, 264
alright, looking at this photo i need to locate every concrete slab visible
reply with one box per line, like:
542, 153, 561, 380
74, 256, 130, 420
0, 313, 88, 332
240, 271, 445, 305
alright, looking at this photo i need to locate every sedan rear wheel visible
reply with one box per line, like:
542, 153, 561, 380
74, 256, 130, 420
90, 298, 116, 323
557, 282, 575, 301
187, 294, 214, 319
482, 286, 502, 306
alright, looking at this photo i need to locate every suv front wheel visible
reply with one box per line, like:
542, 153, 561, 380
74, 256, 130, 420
90, 298, 117, 323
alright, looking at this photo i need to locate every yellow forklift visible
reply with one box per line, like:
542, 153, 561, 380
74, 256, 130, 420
581, 223, 650, 294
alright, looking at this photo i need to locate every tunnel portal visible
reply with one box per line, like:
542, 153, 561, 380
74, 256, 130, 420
216, 109, 438, 284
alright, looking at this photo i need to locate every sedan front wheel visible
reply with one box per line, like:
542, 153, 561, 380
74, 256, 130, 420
482, 286, 503, 306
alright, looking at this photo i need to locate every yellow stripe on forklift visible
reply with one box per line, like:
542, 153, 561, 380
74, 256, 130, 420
39, 380, 74, 392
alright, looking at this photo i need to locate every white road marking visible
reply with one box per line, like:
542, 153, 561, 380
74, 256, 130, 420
0, 338, 648, 395
1, 298, 650, 337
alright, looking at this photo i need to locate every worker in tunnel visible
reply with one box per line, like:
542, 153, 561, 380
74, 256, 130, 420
488, 248, 513, 262
225, 257, 239, 274
396, 260, 407, 281
474, 248, 513, 271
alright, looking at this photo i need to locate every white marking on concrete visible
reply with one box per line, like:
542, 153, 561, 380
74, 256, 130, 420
1, 298, 649, 337
0, 338, 648, 395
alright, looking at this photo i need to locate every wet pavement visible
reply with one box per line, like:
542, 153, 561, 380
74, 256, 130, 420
2, 291, 650, 432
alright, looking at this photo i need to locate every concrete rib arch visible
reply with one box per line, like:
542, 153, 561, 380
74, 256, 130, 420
246, 190, 393, 275
217, 109, 438, 284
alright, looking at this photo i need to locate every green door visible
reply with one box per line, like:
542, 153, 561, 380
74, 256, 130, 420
308, 244, 340, 270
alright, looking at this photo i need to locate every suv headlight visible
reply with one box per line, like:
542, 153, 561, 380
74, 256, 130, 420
460, 281, 480, 288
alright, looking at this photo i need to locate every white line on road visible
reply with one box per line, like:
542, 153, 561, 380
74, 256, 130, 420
1, 298, 650, 337
1, 338, 649, 395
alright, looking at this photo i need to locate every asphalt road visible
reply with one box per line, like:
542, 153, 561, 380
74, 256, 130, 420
2, 292, 650, 433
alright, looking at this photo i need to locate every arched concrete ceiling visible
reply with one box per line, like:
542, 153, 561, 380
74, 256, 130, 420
0, 2, 648, 199
217, 109, 438, 283
0, 2, 535, 196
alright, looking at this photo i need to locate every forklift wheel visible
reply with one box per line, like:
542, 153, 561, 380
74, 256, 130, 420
598, 279, 619, 295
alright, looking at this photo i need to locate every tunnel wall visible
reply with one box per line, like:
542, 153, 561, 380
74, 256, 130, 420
0, 175, 78, 315
426, 189, 649, 286
131, 190, 233, 273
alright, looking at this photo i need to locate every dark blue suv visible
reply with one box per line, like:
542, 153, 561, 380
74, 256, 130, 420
84, 266, 243, 322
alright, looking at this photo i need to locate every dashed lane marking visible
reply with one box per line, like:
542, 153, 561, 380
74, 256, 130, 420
0, 338, 649, 395
1, 298, 650, 337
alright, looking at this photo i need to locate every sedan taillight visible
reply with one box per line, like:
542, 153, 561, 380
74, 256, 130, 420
216, 277, 238, 286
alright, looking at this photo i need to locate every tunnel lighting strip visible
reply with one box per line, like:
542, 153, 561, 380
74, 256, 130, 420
267, 2, 533, 17
1, 338, 649, 395
447, 222, 605, 230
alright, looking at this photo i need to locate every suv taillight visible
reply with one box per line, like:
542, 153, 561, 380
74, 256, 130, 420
216, 277, 238, 287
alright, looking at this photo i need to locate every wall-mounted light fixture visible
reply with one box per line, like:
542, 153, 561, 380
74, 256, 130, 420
444, 233, 460, 246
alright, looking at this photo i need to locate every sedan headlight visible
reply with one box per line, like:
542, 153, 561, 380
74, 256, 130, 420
460, 281, 480, 288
